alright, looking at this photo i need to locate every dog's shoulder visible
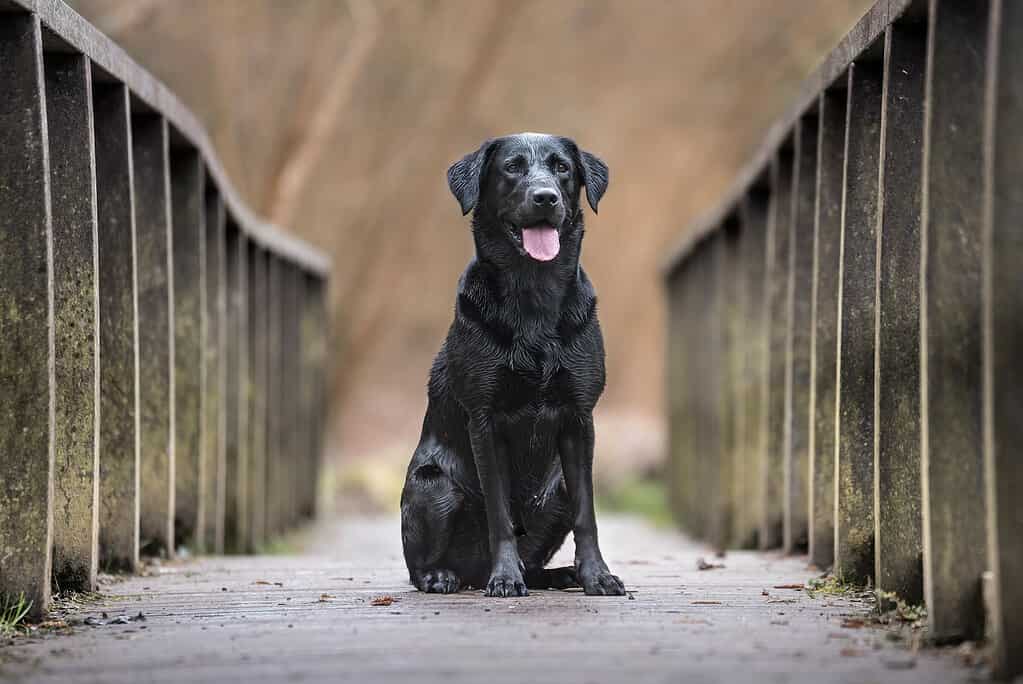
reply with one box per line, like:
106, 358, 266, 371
451, 258, 515, 348
557, 266, 601, 346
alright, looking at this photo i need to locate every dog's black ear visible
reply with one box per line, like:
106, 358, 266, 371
561, 138, 609, 214
579, 150, 609, 214
447, 139, 497, 215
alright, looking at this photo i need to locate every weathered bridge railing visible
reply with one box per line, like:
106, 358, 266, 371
663, 0, 1020, 678
0, 0, 330, 617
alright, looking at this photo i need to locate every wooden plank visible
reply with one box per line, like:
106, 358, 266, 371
247, 247, 269, 549
265, 257, 284, 539
835, 58, 882, 585
170, 149, 205, 551
306, 275, 328, 519
44, 51, 99, 593
298, 272, 322, 520
736, 190, 769, 549
0, 514, 974, 684
983, 0, 1023, 676
920, 0, 990, 642
809, 87, 846, 570
94, 82, 139, 573
784, 116, 817, 554
722, 218, 743, 549
133, 113, 175, 557
874, 19, 927, 606
0, 12, 55, 617
762, 149, 793, 550
223, 225, 249, 551
666, 258, 695, 533
707, 231, 730, 550
201, 190, 226, 554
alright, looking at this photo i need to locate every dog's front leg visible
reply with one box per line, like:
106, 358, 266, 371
559, 415, 626, 596
469, 415, 527, 597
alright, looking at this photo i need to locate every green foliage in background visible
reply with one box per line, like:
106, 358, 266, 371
597, 476, 673, 528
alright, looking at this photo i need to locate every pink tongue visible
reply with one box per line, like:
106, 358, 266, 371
522, 225, 560, 261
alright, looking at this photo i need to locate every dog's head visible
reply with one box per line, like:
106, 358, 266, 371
447, 133, 608, 263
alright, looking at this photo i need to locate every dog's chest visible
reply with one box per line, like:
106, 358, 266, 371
493, 337, 584, 416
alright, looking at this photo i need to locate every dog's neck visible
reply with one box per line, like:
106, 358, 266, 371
470, 211, 585, 327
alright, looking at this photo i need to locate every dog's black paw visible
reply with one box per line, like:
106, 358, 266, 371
484, 572, 528, 598
415, 569, 461, 594
580, 569, 625, 596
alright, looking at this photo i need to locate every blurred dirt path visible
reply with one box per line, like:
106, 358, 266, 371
0, 515, 973, 683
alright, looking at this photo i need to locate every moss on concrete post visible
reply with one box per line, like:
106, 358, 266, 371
874, 21, 926, 605
94, 83, 139, 573
920, 0, 989, 641
808, 89, 846, 571
170, 150, 205, 551
133, 114, 175, 557
835, 60, 882, 586
0, 13, 55, 618
45, 52, 100, 592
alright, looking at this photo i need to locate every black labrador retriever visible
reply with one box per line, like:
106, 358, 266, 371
400, 132, 625, 598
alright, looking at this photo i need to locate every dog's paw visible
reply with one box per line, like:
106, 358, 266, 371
580, 570, 626, 596
484, 572, 528, 598
415, 569, 461, 594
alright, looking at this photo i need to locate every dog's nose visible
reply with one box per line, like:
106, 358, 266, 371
531, 188, 559, 207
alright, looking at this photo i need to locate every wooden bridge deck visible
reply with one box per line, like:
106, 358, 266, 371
0, 515, 974, 684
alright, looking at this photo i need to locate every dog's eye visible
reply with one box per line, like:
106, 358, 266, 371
503, 159, 521, 174
555, 161, 570, 174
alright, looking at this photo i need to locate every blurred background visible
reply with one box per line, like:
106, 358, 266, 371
69, 0, 873, 520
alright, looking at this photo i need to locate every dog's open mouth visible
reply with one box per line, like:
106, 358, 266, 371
518, 223, 560, 261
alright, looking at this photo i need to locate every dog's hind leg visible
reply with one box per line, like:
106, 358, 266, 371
519, 474, 578, 590
400, 461, 465, 594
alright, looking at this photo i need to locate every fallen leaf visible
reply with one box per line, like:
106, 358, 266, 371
370, 596, 395, 606
773, 584, 805, 590
38, 620, 69, 630
841, 618, 866, 629
319, 594, 335, 602
696, 558, 725, 571
253, 580, 272, 586
691, 600, 722, 605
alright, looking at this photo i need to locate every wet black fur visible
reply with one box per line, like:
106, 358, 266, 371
400, 133, 625, 597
